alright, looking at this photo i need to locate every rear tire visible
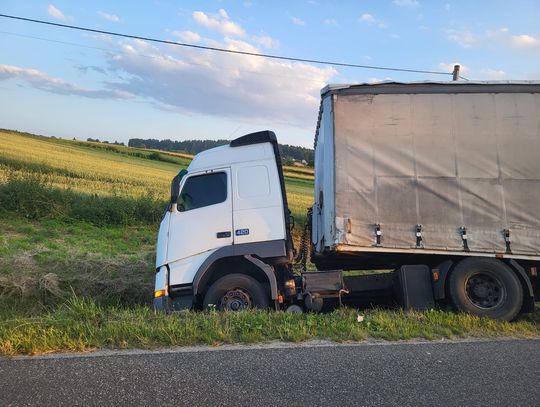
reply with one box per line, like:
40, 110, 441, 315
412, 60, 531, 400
203, 273, 269, 311
448, 258, 523, 321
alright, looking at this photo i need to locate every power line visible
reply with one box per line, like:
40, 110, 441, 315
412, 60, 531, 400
0, 30, 332, 85
0, 13, 455, 77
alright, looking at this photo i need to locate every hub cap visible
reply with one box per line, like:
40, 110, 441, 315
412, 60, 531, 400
465, 272, 505, 309
220, 288, 252, 311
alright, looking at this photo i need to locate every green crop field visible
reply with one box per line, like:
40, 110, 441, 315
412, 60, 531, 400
0, 130, 312, 217
0, 129, 538, 355
0, 129, 314, 313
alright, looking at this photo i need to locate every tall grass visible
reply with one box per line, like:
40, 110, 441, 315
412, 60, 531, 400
0, 174, 165, 226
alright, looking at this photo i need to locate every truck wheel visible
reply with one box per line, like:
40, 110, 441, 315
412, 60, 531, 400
448, 258, 523, 321
203, 273, 269, 311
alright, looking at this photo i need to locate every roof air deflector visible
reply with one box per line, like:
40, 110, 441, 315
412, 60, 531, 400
230, 131, 277, 147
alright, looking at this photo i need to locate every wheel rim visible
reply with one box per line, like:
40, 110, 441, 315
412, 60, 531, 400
465, 272, 505, 309
219, 288, 252, 311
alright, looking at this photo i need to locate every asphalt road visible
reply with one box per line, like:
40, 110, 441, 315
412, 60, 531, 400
1, 339, 539, 406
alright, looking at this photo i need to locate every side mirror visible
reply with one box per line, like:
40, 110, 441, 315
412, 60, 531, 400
170, 174, 181, 205
170, 169, 187, 209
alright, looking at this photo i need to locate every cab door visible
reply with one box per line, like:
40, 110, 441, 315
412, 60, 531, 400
167, 168, 232, 264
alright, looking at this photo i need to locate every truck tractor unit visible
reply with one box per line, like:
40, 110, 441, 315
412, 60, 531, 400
154, 81, 540, 321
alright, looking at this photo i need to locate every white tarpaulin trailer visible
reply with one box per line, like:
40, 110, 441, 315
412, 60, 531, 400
313, 82, 540, 261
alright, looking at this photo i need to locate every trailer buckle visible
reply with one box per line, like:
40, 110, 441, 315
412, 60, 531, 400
503, 229, 512, 254
375, 223, 382, 246
415, 224, 423, 248
460, 226, 470, 252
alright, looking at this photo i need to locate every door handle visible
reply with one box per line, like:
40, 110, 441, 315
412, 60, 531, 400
216, 231, 231, 238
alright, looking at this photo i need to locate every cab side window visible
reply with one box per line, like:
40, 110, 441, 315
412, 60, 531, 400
179, 172, 227, 212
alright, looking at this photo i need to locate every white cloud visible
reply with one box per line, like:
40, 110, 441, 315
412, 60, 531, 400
323, 18, 337, 26
367, 77, 392, 83
359, 13, 386, 28
393, 0, 419, 7
290, 16, 305, 26
47, 4, 66, 20
99, 14, 335, 128
193, 10, 245, 37
252, 35, 279, 49
511, 34, 540, 48
360, 13, 376, 24
11, 9, 336, 128
97, 11, 120, 23
447, 27, 540, 51
82, 32, 114, 43
74, 65, 107, 75
0, 64, 131, 99
446, 29, 478, 48
173, 30, 201, 43
480, 68, 506, 80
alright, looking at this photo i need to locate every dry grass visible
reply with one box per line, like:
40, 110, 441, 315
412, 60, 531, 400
0, 216, 156, 309
283, 165, 314, 175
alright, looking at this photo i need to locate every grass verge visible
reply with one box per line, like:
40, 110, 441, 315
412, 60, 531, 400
1, 296, 538, 356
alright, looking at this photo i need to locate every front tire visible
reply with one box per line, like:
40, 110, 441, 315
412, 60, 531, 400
203, 273, 269, 311
448, 258, 523, 321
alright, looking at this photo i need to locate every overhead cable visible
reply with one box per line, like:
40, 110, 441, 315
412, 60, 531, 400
0, 13, 457, 77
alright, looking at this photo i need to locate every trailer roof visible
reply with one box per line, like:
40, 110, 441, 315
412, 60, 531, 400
321, 81, 540, 96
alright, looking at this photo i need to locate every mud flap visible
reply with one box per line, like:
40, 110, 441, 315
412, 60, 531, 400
397, 265, 435, 310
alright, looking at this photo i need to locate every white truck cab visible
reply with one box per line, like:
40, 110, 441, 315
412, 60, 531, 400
154, 131, 293, 311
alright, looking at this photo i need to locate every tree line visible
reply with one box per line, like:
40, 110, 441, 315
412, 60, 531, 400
128, 138, 314, 166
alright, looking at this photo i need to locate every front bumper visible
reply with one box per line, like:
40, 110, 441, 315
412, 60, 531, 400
154, 295, 172, 312
153, 294, 193, 312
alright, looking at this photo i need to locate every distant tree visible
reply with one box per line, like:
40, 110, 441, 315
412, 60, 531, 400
127, 137, 314, 165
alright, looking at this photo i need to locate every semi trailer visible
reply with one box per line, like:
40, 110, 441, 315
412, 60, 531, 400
154, 81, 540, 320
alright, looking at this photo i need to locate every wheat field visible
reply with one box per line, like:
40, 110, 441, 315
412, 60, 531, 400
0, 130, 313, 220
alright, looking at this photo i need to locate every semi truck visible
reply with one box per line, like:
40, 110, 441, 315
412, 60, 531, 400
154, 81, 540, 321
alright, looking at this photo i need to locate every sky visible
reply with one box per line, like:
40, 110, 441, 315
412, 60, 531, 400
0, 1, 539, 148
